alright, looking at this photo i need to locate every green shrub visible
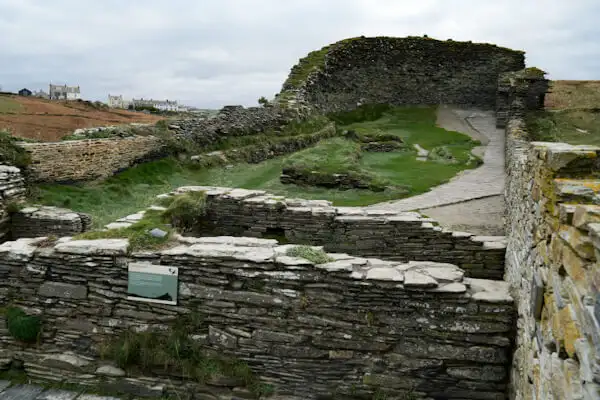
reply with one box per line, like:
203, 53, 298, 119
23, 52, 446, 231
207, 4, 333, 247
0, 130, 31, 168
5, 307, 42, 343
286, 246, 333, 264
162, 191, 208, 232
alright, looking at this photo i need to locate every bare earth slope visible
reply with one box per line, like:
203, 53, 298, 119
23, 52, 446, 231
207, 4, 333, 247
545, 80, 600, 109
0, 94, 162, 141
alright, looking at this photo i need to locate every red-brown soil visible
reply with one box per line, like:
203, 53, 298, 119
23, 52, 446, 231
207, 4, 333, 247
0, 94, 163, 141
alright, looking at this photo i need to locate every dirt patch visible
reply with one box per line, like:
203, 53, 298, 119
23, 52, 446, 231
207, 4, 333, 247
0, 94, 163, 141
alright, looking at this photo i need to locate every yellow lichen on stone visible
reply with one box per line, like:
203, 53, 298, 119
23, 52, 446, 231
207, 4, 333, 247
561, 245, 589, 289
559, 305, 581, 358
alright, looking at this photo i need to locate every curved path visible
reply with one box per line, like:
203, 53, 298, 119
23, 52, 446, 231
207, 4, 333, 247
369, 106, 505, 235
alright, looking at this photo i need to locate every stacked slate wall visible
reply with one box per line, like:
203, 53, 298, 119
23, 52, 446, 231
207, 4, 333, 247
0, 236, 514, 399
149, 186, 507, 280
0, 164, 26, 242
503, 72, 600, 399
281, 36, 525, 112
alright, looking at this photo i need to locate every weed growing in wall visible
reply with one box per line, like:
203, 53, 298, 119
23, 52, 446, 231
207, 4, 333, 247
102, 314, 273, 398
75, 209, 173, 252
162, 191, 207, 232
285, 246, 334, 264
4, 307, 42, 343
0, 129, 31, 168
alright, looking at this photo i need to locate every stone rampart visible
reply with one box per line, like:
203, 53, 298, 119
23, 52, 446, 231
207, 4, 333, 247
19, 136, 164, 183
140, 186, 507, 280
281, 36, 525, 112
0, 164, 26, 242
10, 206, 92, 238
171, 104, 312, 148
504, 75, 600, 398
0, 236, 514, 399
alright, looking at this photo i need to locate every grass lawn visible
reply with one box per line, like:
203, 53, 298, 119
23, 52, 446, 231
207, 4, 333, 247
526, 109, 600, 146
33, 106, 480, 227
0, 96, 21, 113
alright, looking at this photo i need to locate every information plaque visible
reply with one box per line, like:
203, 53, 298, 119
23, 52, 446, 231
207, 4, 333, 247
127, 262, 178, 305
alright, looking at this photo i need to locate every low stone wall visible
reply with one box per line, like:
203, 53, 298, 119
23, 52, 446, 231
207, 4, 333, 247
19, 136, 164, 183
503, 75, 600, 398
10, 206, 92, 238
189, 123, 337, 166
145, 186, 506, 280
171, 105, 312, 148
0, 164, 26, 242
0, 236, 514, 399
279, 167, 387, 191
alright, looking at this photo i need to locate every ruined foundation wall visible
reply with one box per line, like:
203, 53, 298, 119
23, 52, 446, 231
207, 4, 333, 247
0, 236, 514, 399
154, 186, 507, 280
504, 74, 600, 399
0, 164, 26, 242
19, 136, 164, 183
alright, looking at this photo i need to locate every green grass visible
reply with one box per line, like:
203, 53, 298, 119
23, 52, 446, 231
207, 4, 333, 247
74, 209, 173, 252
285, 246, 334, 264
0, 129, 32, 167
0, 96, 21, 113
33, 106, 480, 225
526, 109, 600, 145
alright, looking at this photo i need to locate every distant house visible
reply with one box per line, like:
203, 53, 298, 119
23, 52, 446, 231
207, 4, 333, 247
131, 98, 180, 112
49, 84, 81, 100
107, 94, 130, 109
18, 88, 32, 97
33, 90, 49, 99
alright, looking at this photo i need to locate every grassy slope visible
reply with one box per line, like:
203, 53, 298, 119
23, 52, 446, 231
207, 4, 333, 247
34, 107, 479, 227
527, 80, 600, 145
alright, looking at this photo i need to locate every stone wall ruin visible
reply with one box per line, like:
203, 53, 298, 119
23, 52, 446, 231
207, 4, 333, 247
120, 186, 507, 280
503, 72, 600, 399
281, 36, 525, 113
0, 236, 514, 399
0, 164, 26, 242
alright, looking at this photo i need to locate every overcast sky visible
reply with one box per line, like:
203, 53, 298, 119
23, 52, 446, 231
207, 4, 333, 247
1, 0, 598, 108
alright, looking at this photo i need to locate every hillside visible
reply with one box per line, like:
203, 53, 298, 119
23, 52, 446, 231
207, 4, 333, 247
545, 80, 600, 109
0, 94, 163, 141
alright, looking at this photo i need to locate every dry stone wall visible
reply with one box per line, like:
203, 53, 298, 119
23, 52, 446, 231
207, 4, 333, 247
504, 75, 600, 399
170, 104, 312, 148
19, 136, 164, 183
10, 206, 92, 238
146, 186, 507, 280
282, 36, 525, 113
0, 236, 514, 399
0, 164, 26, 242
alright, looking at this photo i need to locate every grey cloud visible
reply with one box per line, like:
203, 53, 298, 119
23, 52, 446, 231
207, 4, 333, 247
0, 0, 598, 108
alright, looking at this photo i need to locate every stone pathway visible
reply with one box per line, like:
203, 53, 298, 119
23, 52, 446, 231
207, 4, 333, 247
0, 382, 118, 400
370, 106, 505, 212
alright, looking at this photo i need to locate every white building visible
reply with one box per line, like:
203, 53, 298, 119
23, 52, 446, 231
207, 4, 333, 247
107, 94, 130, 109
49, 84, 81, 100
131, 98, 180, 112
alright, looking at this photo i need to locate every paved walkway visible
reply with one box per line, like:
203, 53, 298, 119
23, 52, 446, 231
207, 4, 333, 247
370, 106, 505, 212
0, 382, 118, 400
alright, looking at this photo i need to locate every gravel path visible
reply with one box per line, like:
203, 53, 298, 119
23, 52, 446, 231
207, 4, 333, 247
370, 106, 505, 212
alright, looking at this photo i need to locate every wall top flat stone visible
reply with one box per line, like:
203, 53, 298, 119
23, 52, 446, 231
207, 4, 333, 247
3, 235, 512, 302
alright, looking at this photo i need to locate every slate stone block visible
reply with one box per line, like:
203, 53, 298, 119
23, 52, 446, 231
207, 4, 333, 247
530, 271, 544, 320
38, 282, 87, 299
